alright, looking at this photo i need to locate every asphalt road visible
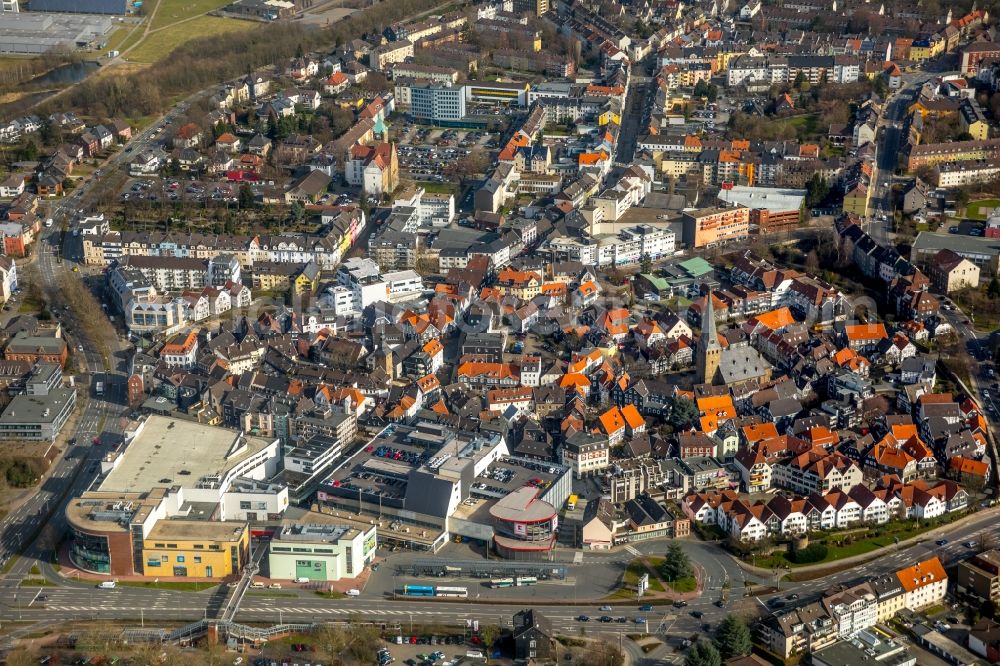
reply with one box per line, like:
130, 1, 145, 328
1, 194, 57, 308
0, 98, 189, 592
1, 66, 997, 651
867, 70, 949, 244
0, 505, 997, 647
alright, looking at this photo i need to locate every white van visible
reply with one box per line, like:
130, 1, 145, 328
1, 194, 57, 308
346, 589, 361, 597
97, 581, 116, 589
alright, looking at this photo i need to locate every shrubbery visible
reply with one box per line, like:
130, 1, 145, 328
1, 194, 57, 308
789, 542, 828, 564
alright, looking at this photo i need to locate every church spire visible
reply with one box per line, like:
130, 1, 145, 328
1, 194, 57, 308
701, 291, 720, 350
697, 289, 722, 385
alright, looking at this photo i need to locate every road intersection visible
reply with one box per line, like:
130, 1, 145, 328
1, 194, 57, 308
0, 74, 998, 651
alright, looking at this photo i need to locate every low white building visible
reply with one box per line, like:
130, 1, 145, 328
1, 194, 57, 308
221, 479, 289, 521
897, 557, 947, 610
267, 522, 377, 581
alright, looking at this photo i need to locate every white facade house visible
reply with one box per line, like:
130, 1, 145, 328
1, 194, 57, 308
267, 523, 376, 581
221, 480, 289, 521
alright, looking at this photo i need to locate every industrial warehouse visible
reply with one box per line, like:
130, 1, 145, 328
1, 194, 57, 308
0, 11, 114, 54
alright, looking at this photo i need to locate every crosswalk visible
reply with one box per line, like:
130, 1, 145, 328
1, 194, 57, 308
623, 545, 641, 557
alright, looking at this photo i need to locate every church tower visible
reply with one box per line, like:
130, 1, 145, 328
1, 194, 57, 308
696, 291, 722, 385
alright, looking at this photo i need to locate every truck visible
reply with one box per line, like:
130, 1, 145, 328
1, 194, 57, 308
107, 50, 120, 58
567, 494, 578, 510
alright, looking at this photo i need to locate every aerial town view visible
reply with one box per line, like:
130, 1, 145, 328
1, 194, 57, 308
3, 0, 1000, 664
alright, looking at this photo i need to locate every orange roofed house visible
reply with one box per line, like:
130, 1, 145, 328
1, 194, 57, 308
842, 323, 888, 354
345, 142, 399, 196
159, 330, 199, 369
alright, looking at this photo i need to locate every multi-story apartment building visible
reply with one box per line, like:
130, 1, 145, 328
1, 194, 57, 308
368, 40, 414, 71
935, 158, 1000, 187
907, 138, 1000, 170
682, 206, 750, 248
957, 549, 1000, 604
560, 431, 610, 478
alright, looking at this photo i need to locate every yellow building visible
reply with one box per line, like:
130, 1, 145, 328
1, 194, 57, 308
293, 262, 320, 295
842, 182, 870, 216
598, 110, 621, 126
142, 520, 249, 579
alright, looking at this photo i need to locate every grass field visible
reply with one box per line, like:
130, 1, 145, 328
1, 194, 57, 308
757, 518, 951, 570
106, 25, 148, 54
416, 180, 459, 194
965, 198, 1000, 220
774, 113, 821, 138
150, 0, 234, 30
128, 16, 257, 63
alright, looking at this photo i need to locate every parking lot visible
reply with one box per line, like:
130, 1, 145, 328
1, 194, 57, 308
119, 177, 358, 208
120, 177, 239, 205
393, 124, 497, 181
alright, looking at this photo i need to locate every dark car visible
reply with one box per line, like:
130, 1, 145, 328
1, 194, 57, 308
599, 616, 612, 623
616, 617, 627, 623
714, 600, 725, 608
935, 539, 949, 546
639, 604, 653, 611
673, 600, 687, 608
577, 615, 589, 622
786, 593, 799, 600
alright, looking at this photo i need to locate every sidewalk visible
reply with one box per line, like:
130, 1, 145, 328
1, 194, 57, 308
51, 542, 373, 594
732, 505, 1000, 579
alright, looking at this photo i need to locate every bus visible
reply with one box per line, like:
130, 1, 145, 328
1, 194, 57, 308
490, 578, 514, 588
516, 576, 537, 586
435, 586, 468, 598
403, 584, 435, 597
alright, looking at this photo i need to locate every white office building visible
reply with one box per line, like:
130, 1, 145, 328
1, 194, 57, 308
267, 522, 377, 581
410, 83, 466, 123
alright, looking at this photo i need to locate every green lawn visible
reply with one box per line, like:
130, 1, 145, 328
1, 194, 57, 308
416, 180, 459, 195
117, 580, 217, 591
965, 198, 1000, 220
314, 590, 346, 599
755, 517, 961, 570
624, 560, 646, 587
666, 576, 696, 593
774, 113, 821, 138
149, 0, 233, 30
20, 578, 56, 587
128, 16, 256, 63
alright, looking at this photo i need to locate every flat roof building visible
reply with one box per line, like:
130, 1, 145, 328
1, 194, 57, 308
717, 185, 806, 214
317, 420, 571, 555
66, 416, 281, 579
0, 11, 114, 54
268, 521, 377, 582
0, 387, 76, 441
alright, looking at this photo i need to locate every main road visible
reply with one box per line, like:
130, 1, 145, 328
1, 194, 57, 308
0, 97, 189, 589
0, 503, 997, 643
868, 69, 948, 244
1, 65, 998, 647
